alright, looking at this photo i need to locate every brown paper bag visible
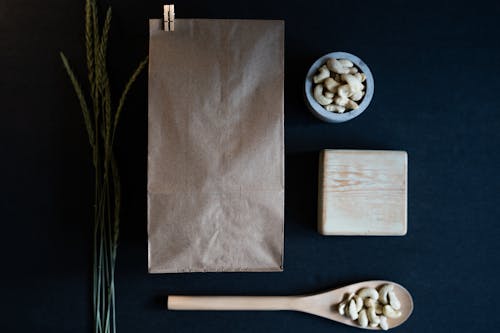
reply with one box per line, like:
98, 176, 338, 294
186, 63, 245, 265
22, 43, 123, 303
148, 19, 284, 273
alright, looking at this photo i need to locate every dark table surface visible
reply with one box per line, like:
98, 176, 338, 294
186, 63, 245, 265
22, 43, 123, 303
2, 0, 500, 332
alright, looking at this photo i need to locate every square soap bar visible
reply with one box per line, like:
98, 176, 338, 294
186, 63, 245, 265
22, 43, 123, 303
318, 150, 407, 236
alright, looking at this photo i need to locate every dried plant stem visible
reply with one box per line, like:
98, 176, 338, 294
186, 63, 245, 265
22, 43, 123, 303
60, 1, 147, 332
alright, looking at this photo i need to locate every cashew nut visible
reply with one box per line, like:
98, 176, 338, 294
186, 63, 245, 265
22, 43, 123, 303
388, 291, 401, 310
334, 96, 348, 107
341, 74, 364, 92
313, 65, 330, 84
345, 99, 359, 110
378, 284, 393, 305
313, 84, 333, 106
327, 58, 351, 74
383, 304, 402, 319
348, 299, 359, 320
325, 104, 334, 111
325, 104, 346, 113
335, 283, 402, 330
364, 298, 377, 308
357, 288, 379, 300
335, 93, 359, 110
354, 295, 363, 312
337, 60, 357, 74
363, 299, 383, 314
337, 85, 352, 98
324, 77, 341, 92
324, 91, 334, 99
379, 315, 389, 331
351, 90, 365, 102
354, 72, 366, 82
338, 301, 346, 316
358, 309, 368, 328
338, 59, 354, 68
367, 306, 381, 325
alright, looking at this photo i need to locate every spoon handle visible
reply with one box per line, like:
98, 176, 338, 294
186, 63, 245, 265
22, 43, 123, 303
168, 295, 299, 311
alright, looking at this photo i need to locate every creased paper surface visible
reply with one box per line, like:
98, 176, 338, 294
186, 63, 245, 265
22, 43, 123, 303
148, 19, 284, 273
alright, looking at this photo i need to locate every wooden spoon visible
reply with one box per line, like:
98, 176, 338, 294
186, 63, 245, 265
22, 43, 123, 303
168, 280, 413, 330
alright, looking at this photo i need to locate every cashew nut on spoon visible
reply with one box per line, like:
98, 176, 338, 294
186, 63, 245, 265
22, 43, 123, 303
336, 283, 409, 330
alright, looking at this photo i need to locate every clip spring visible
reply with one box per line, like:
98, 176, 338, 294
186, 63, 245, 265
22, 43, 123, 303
164, 4, 175, 31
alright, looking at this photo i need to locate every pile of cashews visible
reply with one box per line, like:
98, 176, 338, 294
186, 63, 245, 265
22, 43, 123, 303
337, 284, 402, 331
312, 58, 366, 113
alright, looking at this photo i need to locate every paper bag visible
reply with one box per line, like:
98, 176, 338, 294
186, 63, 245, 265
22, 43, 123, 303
148, 19, 284, 273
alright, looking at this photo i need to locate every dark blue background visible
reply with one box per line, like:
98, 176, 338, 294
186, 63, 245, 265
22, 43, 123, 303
1, 0, 500, 332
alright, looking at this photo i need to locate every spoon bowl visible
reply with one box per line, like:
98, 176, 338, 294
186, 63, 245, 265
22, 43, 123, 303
297, 280, 413, 330
168, 280, 413, 330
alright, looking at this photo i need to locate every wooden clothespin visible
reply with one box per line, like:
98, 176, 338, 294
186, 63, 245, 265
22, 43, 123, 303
163, 4, 175, 31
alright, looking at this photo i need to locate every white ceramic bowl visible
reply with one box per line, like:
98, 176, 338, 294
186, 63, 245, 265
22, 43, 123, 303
304, 51, 374, 123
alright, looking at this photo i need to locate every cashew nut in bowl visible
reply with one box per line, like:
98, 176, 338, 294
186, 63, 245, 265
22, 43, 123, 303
324, 77, 341, 92
333, 96, 358, 110
313, 65, 330, 84
338, 59, 354, 68
313, 84, 333, 106
337, 85, 352, 98
324, 91, 334, 99
345, 99, 359, 110
354, 72, 366, 82
336, 59, 358, 74
334, 96, 348, 107
327, 58, 351, 74
351, 90, 365, 102
341, 74, 364, 92
325, 104, 346, 113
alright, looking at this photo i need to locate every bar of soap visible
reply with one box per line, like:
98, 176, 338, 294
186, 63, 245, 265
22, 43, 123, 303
318, 150, 407, 236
